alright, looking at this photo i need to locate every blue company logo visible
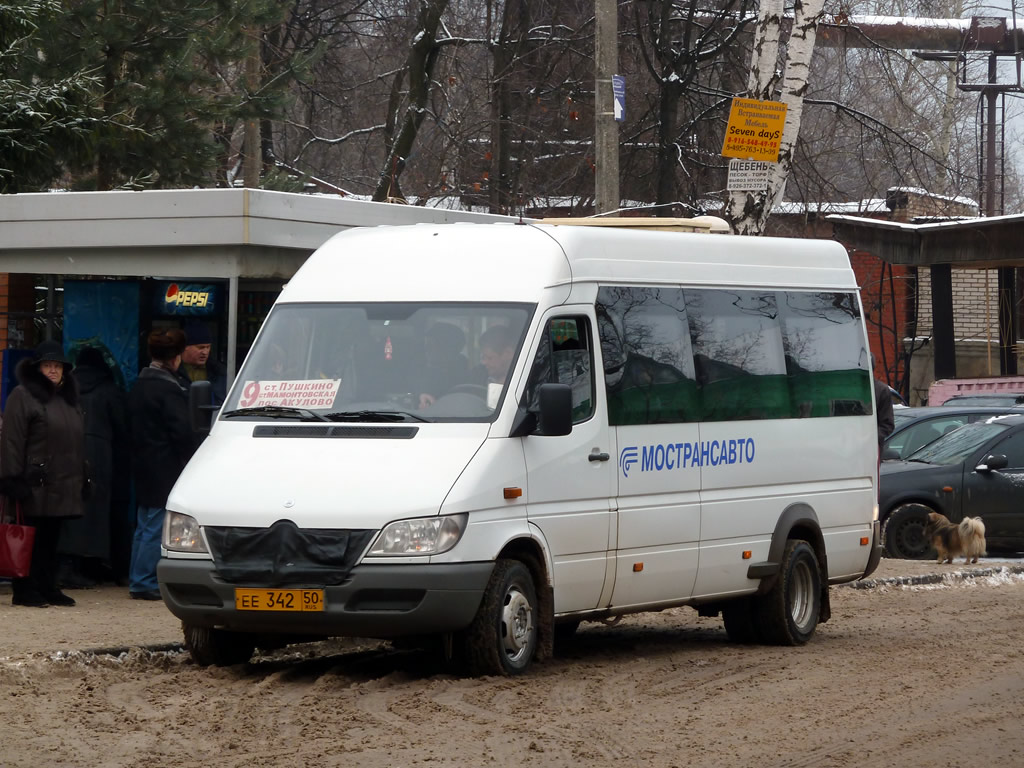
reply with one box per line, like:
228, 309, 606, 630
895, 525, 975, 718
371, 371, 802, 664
619, 438, 755, 478
619, 446, 639, 477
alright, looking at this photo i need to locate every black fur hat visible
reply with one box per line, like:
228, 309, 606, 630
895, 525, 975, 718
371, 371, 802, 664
31, 340, 72, 371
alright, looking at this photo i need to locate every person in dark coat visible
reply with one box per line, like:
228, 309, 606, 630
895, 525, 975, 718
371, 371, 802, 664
57, 347, 129, 587
874, 377, 895, 452
127, 329, 199, 601
0, 340, 86, 607
177, 322, 227, 406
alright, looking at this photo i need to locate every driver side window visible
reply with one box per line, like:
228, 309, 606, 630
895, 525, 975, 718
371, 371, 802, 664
988, 430, 1024, 468
524, 316, 594, 424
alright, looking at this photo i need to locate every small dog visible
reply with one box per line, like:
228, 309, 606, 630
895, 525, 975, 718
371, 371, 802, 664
925, 512, 986, 564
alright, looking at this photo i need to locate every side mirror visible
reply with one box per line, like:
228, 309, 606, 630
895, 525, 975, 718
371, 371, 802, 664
189, 380, 215, 434
536, 383, 572, 437
976, 453, 1008, 472
881, 447, 900, 461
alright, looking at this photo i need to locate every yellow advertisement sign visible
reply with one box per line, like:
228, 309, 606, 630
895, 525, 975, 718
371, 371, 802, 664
721, 98, 787, 162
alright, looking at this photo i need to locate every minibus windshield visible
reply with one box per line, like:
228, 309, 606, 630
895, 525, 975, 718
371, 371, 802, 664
905, 420, 1010, 466
222, 302, 533, 422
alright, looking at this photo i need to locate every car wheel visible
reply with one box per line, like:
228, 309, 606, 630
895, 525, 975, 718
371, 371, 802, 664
882, 503, 934, 560
183, 623, 256, 667
755, 540, 821, 646
462, 559, 538, 676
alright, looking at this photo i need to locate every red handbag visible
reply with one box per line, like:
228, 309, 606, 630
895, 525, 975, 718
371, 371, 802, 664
0, 498, 35, 579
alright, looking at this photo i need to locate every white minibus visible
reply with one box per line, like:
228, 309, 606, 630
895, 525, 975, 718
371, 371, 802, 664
159, 220, 882, 674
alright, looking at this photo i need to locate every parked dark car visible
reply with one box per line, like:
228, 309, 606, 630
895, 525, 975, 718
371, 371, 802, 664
940, 393, 1024, 407
880, 413, 1024, 559
884, 405, 1022, 461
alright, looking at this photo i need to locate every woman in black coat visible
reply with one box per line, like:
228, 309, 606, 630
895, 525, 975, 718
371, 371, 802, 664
57, 347, 129, 586
0, 340, 86, 607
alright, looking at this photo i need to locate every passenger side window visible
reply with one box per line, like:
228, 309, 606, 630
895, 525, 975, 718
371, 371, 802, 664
685, 289, 789, 421
596, 287, 697, 425
524, 317, 594, 423
596, 286, 870, 425
777, 292, 871, 418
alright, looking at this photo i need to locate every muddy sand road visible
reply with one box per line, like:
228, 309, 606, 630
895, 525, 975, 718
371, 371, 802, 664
1, 566, 1023, 768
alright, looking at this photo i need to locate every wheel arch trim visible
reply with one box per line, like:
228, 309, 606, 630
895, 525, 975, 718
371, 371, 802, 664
747, 503, 826, 594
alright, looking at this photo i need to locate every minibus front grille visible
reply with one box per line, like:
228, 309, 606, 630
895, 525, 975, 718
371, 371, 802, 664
252, 425, 418, 439
204, 521, 376, 587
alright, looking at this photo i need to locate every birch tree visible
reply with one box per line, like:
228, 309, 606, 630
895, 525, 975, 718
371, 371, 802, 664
725, 0, 826, 234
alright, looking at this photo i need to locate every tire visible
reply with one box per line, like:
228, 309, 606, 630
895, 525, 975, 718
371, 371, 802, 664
755, 540, 821, 646
721, 597, 762, 644
882, 503, 934, 560
183, 623, 256, 667
462, 560, 538, 676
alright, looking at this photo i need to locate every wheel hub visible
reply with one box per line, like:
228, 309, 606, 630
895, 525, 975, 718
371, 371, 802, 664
501, 588, 534, 662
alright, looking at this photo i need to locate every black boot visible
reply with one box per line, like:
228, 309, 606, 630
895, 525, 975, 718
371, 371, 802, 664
42, 589, 76, 607
12, 582, 50, 608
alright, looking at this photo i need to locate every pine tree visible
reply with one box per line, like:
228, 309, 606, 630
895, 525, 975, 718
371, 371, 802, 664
0, 0, 99, 192
30, 0, 289, 189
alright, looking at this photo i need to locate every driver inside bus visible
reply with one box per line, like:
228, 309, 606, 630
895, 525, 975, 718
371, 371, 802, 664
418, 322, 470, 409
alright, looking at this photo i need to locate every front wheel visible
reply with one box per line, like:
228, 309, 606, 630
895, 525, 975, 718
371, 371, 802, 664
882, 503, 934, 559
462, 560, 538, 676
183, 623, 256, 667
756, 540, 821, 646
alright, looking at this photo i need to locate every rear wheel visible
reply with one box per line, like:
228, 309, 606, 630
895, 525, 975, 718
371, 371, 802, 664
183, 623, 256, 667
756, 540, 821, 646
462, 560, 538, 676
882, 503, 934, 560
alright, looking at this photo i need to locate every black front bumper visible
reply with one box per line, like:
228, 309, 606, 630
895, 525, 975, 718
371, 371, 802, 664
157, 558, 494, 638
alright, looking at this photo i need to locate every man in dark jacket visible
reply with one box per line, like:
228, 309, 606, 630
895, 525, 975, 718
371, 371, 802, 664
127, 329, 199, 601
177, 322, 227, 406
874, 377, 895, 452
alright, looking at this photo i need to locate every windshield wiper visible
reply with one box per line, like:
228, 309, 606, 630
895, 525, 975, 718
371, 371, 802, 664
221, 406, 330, 422
323, 410, 430, 423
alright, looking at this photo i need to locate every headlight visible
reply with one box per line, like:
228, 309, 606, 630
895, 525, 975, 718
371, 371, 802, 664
369, 513, 468, 556
163, 510, 209, 553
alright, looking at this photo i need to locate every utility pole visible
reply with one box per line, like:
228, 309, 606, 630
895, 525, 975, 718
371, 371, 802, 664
243, 31, 261, 189
594, 0, 619, 214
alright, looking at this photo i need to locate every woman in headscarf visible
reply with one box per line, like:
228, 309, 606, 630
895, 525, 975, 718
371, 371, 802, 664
0, 340, 86, 607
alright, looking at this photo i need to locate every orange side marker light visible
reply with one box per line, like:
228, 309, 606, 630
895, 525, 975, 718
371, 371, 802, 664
503, 487, 522, 499
742, 550, 752, 560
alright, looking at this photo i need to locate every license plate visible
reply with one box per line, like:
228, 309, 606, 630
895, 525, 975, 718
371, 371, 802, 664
235, 588, 325, 612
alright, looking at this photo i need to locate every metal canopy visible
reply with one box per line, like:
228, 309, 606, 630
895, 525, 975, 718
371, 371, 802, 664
827, 211, 1024, 379
0, 188, 516, 278
827, 212, 1024, 269
0, 188, 516, 380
